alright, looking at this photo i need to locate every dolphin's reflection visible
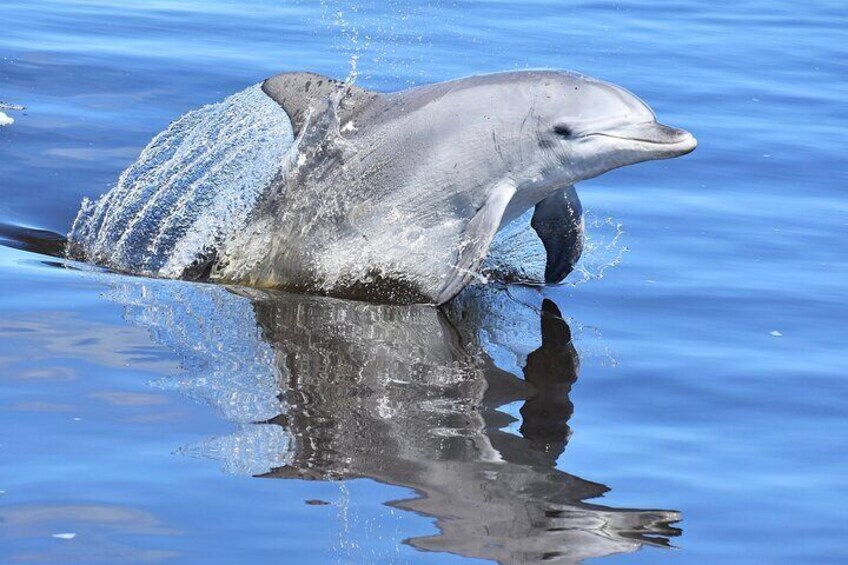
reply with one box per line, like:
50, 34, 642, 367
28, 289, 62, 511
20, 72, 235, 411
108, 279, 680, 564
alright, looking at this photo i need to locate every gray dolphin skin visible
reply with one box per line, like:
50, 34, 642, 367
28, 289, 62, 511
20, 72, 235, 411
213, 70, 695, 303
69, 70, 696, 304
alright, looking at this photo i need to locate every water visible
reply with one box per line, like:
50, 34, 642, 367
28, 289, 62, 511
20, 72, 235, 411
1, 0, 846, 563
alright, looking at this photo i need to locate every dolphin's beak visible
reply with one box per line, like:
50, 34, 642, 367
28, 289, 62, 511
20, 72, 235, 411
595, 122, 697, 158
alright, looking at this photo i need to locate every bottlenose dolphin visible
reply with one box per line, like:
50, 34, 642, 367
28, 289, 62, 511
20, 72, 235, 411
216, 70, 695, 303
69, 71, 696, 304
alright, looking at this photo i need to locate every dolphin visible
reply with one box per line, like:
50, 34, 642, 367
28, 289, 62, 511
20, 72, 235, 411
69, 71, 696, 304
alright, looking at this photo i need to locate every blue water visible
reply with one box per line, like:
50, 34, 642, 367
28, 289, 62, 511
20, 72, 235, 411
1, 1, 846, 563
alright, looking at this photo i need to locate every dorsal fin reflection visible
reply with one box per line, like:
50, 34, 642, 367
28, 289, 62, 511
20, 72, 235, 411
107, 279, 681, 564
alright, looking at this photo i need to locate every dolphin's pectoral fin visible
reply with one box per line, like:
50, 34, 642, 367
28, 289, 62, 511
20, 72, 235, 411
436, 180, 517, 305
531, 185, 585, 284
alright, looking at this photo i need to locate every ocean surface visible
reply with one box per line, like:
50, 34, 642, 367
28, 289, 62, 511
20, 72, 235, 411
1, 1, 846, 563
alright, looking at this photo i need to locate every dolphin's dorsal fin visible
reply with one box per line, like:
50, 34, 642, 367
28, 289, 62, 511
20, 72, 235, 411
262, 72, 379, 137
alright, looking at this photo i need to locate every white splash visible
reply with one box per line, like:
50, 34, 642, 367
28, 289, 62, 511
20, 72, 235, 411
568, 213, 627, 285
486, 210, 627, 286
0, 102, 25, 126
68, 84, 294, 277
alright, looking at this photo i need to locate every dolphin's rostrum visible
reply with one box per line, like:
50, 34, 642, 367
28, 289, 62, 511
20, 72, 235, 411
69, 70, 696, 304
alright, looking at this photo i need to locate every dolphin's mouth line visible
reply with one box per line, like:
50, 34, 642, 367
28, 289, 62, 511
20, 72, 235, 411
589, 132, 694, 147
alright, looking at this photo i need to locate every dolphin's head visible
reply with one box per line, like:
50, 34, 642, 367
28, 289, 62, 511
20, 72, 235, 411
521, 71, 696, 183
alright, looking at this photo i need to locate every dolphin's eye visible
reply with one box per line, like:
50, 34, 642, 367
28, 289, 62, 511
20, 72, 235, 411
553, 124, 573, 137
